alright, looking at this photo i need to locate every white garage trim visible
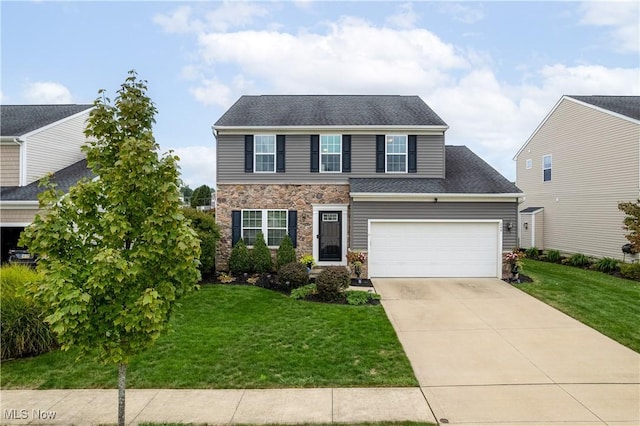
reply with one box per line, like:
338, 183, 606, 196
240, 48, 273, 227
368, 219, 503, 278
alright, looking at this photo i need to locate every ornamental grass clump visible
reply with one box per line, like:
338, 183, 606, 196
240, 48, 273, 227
316, 266, 350, 301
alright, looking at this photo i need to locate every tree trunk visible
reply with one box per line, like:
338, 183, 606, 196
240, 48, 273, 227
118, 363, 127, 426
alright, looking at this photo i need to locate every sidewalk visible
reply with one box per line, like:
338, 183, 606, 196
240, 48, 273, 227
1, 387, 437, 425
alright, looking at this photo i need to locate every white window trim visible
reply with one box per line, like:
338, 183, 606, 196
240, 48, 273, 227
542, 154, 552, 182
526, 159, 532, 169
319, 134, 342, 173
312, 204, 348, 266
385, 135, 408, 173
254, 135, 276, 173
241, 209, 288, 248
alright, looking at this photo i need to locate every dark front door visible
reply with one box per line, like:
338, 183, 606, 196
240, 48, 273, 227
319, 211, 342, 261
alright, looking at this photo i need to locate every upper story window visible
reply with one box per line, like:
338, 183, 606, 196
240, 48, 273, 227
255, 135, 275, 173
526, 159, 532, 169
543, 154, 552, 182
242, 209, 288, 247
320, 135, 341, 173
386, 135, 408, 173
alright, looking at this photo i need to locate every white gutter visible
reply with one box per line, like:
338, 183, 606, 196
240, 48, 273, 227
0, 201, 40, 209
214, 125, 449, 135
350, 192, 524, 203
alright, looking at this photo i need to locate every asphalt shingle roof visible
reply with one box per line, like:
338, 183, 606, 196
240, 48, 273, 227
0, 159, 94, 201
350, 146, 521, 194
520, 207, 543, 213
1, 104, 93, 136
568, 96, 640, 121
215, 95, 447, 127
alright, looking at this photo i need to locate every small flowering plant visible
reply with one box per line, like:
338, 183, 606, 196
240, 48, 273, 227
299, 254, 316, 268
347, 250, 367, 278
504, 250, 524, 272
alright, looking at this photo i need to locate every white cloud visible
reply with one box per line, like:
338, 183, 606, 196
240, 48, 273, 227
579, 1, 640, 53
23, 82, 73, 104
153, 6, 201, 34
440, 3, 484, 24
154, 2, 269, 34
386, 3, 419, 29
170, 145, 216, 188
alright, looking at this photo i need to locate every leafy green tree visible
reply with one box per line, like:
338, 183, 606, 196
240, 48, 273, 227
182, 207, 220, 275
190, 184, 213, 208
275, 235, 296, 269
618, 200, 640, 252
20, 71, 200, 426
252, 232, 273, 273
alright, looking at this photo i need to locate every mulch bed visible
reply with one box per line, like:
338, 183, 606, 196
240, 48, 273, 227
503, 273, 534, 284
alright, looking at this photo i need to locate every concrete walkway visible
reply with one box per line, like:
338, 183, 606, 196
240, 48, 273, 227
0, 387, 436, 425
374, 278, 640, 426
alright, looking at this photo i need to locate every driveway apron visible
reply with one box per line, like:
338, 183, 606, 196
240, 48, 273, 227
374, 278, 640, 426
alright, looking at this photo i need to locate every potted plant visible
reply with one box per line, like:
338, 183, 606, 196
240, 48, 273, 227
504, 250, 524, 283
347, 250, 367, 284
299, 254, 315, 273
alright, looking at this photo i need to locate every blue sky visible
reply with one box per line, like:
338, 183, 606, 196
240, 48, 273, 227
2, 1, 639, 187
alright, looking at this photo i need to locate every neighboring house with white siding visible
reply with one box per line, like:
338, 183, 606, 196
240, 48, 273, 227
214, 95, 522, 278
514, 95, 640, 260
0, 104, 94, 262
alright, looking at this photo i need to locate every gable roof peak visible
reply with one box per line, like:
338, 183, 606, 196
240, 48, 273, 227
1, 104, 94, 137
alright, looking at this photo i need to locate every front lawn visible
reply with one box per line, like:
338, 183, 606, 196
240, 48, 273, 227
0, 285, 417, 389
518, 259, 640, 353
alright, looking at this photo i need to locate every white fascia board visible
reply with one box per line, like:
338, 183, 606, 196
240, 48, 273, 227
351, 192, 523, 202
20, 107, 94, 138
1, 137, 22, 144
0, 201, 40, 209
513, 96, 566, 161
214, 125, 449, 135
567, 96, 640, 125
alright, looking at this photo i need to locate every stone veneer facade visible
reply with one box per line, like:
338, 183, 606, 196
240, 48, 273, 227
216, 183, 351, 271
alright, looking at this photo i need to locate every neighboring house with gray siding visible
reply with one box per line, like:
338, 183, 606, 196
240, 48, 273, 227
214, 95, 521, 278
514, 95, 640, 260
0, 104, 94, 262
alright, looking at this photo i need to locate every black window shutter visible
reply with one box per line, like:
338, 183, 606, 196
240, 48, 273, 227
231, 210, 242, 246
376, 135, 385, 173
408, 135, 417, 173
342, 135, 351, 173
244, 135, 254, 173
276, 135, 286, 173
288, 210, 297, 248
310, 135, 320, 173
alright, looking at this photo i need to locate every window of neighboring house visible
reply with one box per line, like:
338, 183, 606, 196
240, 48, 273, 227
526, 159, 532, 169
320, 135, 341, 172
242, 209, 288, 247
254, 135, 275, 172
543, 154, 552, 182
386, 135, 407, 173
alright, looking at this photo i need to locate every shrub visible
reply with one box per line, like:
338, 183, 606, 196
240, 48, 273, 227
0, 265, 56, 360
277, 262, 309, 292
275, 235, 296, 270
525, 247, 539, 259
594, 257, 619, 273
182, 207, 220, 275
290, 283, 317, 300
568, 253, 591, 268
316, 266, 350, 301
229, 239, 251, 273
251, 232, 273, 273
620, 263, 640, 281
345, 290, 381, 306
545, 249, 562, 263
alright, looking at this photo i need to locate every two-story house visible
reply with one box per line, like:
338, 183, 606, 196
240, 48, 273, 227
514, 95, 640, 260
214, 95, 522, 278
0, 104, 94, 261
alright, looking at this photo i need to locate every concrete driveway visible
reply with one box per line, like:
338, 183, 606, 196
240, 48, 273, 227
374, 278, 640, 426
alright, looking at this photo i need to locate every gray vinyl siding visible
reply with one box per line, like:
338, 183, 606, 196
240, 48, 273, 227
0, 144, 20, 186
350, 201, 518, 250
516, 98, 639, 259
217, 133, 444, 183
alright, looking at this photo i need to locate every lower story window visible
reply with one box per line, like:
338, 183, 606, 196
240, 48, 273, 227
242, 209, 288, 247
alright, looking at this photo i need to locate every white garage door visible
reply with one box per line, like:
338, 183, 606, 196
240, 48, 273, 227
368, 220, 502, 278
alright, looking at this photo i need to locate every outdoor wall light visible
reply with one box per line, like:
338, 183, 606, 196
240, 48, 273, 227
507, 222, 513, 232
524, 222, 529, 230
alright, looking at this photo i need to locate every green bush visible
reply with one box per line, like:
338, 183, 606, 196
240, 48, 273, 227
545, 249, 562, 263
290, 283, 317, 300
0, 265, 56, 360
568, 253, 591, 268
316, 266, 350, 301
594, 257, 619, 273
277, 262, 309, 292
619, 263, 640, 281
275, 235, 296, 270
229, 239, 252, 274
525, 247, 539, 259
345, 290, 381, 306
251, 232, 273, 273
182, 207, 220, 275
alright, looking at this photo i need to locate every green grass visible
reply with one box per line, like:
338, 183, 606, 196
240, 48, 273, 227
518, 259, 640, 353
1, 285, 417, 389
